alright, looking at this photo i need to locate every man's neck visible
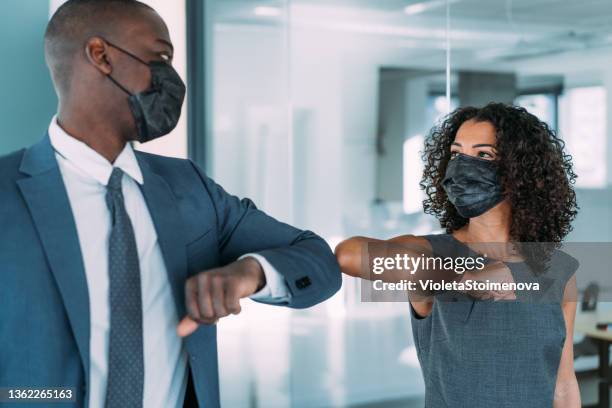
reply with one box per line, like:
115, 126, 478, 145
57, 108, 126, 164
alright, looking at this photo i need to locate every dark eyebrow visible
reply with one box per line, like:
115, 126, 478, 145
156, 38, 174, 52
451, 142, 496, 149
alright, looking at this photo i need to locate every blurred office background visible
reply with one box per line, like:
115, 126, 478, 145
3, 0, 612, 406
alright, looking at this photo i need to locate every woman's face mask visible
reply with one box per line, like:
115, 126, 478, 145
104, 40, 186, 143
441, 153, 504, 218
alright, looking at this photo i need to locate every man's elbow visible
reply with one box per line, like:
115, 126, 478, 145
310, 233, 343, 293
326, 254, 342, 295
314, 248, 342, 303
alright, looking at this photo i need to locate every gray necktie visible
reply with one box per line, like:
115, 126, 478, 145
104, 167, 144, 408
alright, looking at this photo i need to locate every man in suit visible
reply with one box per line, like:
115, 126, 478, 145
0, 1, 341, 407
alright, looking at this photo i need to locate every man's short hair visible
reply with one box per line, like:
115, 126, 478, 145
44, 0, 153, 94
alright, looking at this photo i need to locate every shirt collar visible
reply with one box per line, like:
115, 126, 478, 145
48, 115, 144, 186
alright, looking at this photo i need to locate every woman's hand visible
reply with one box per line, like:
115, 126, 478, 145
461, 261, 516, 301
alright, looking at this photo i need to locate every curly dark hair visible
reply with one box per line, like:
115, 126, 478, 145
420, 102, 578, 271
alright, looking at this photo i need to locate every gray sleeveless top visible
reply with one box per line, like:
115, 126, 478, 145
410, 234, 578, 408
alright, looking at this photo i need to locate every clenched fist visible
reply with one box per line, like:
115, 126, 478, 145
462, 261, 516, 301
176, 257, 265, 337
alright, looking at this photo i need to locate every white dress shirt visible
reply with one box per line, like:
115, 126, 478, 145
48, 117, 289, 408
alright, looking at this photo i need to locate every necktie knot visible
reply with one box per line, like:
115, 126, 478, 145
107, 167, 124, 191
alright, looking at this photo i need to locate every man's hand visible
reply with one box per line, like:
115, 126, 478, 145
461, 261, 516, 301
176, 257, 266, 337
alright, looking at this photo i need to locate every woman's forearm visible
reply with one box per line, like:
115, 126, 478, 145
554, 298, 580, 407
553, 375, 580, 408
335, 236, 451, 286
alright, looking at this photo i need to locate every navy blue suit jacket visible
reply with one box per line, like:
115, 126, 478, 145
0, 134, 341, 407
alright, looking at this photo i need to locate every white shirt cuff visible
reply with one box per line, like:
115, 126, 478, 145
239, 253, 291, 302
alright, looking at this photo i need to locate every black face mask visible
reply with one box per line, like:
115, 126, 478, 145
105, 41, 186, 143
441, 153, 504, 218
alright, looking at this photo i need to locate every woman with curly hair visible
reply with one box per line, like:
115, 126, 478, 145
336, 103, 580, 407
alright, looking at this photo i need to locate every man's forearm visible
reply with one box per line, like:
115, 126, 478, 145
256, 233, 341, 308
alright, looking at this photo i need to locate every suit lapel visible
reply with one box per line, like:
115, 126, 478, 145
16, 134, 91, 389
16, 136, 189, 393
136, 155, 188, 319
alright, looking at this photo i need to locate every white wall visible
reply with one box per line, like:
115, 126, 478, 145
211, 23, 383, 237
212, 24, 293, 222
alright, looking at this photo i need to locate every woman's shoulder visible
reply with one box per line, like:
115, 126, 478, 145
551, 248, 579, 269
549, 247, 579, 280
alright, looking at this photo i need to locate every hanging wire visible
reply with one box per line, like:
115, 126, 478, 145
284, 0, 295, 223
445, 0, 451, 113
505, 0, 524, 44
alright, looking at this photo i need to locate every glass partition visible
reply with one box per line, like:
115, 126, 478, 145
203, 0, 612, 406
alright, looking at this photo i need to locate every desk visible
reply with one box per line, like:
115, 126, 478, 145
575, 310, 612, 408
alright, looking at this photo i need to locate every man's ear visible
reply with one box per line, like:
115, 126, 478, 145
84, 37, 112, 75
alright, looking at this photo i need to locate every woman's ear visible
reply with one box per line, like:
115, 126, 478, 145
84, 36, 112, 75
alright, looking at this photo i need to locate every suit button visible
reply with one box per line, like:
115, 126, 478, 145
295, 276, 311, 289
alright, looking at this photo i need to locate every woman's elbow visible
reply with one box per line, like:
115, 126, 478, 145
334, 238, 362, 277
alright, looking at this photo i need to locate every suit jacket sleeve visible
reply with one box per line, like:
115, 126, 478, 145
189, 160, 342, 309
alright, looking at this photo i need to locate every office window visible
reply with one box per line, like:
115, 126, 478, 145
426, 94, 459, 126
515, 93, 557, 132
558, 86, 607, 188
403, 135, 425, 214
401, 94, 458, 215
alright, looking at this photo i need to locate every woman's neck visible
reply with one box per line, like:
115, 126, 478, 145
462, 200, 512, 243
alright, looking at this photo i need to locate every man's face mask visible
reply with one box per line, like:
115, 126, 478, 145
441, 153, 504, 218
105, 40, 186, 143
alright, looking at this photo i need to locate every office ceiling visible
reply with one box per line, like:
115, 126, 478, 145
217, 0, 612, 26
299, 0, 612, 28
212, 0, 612, 63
